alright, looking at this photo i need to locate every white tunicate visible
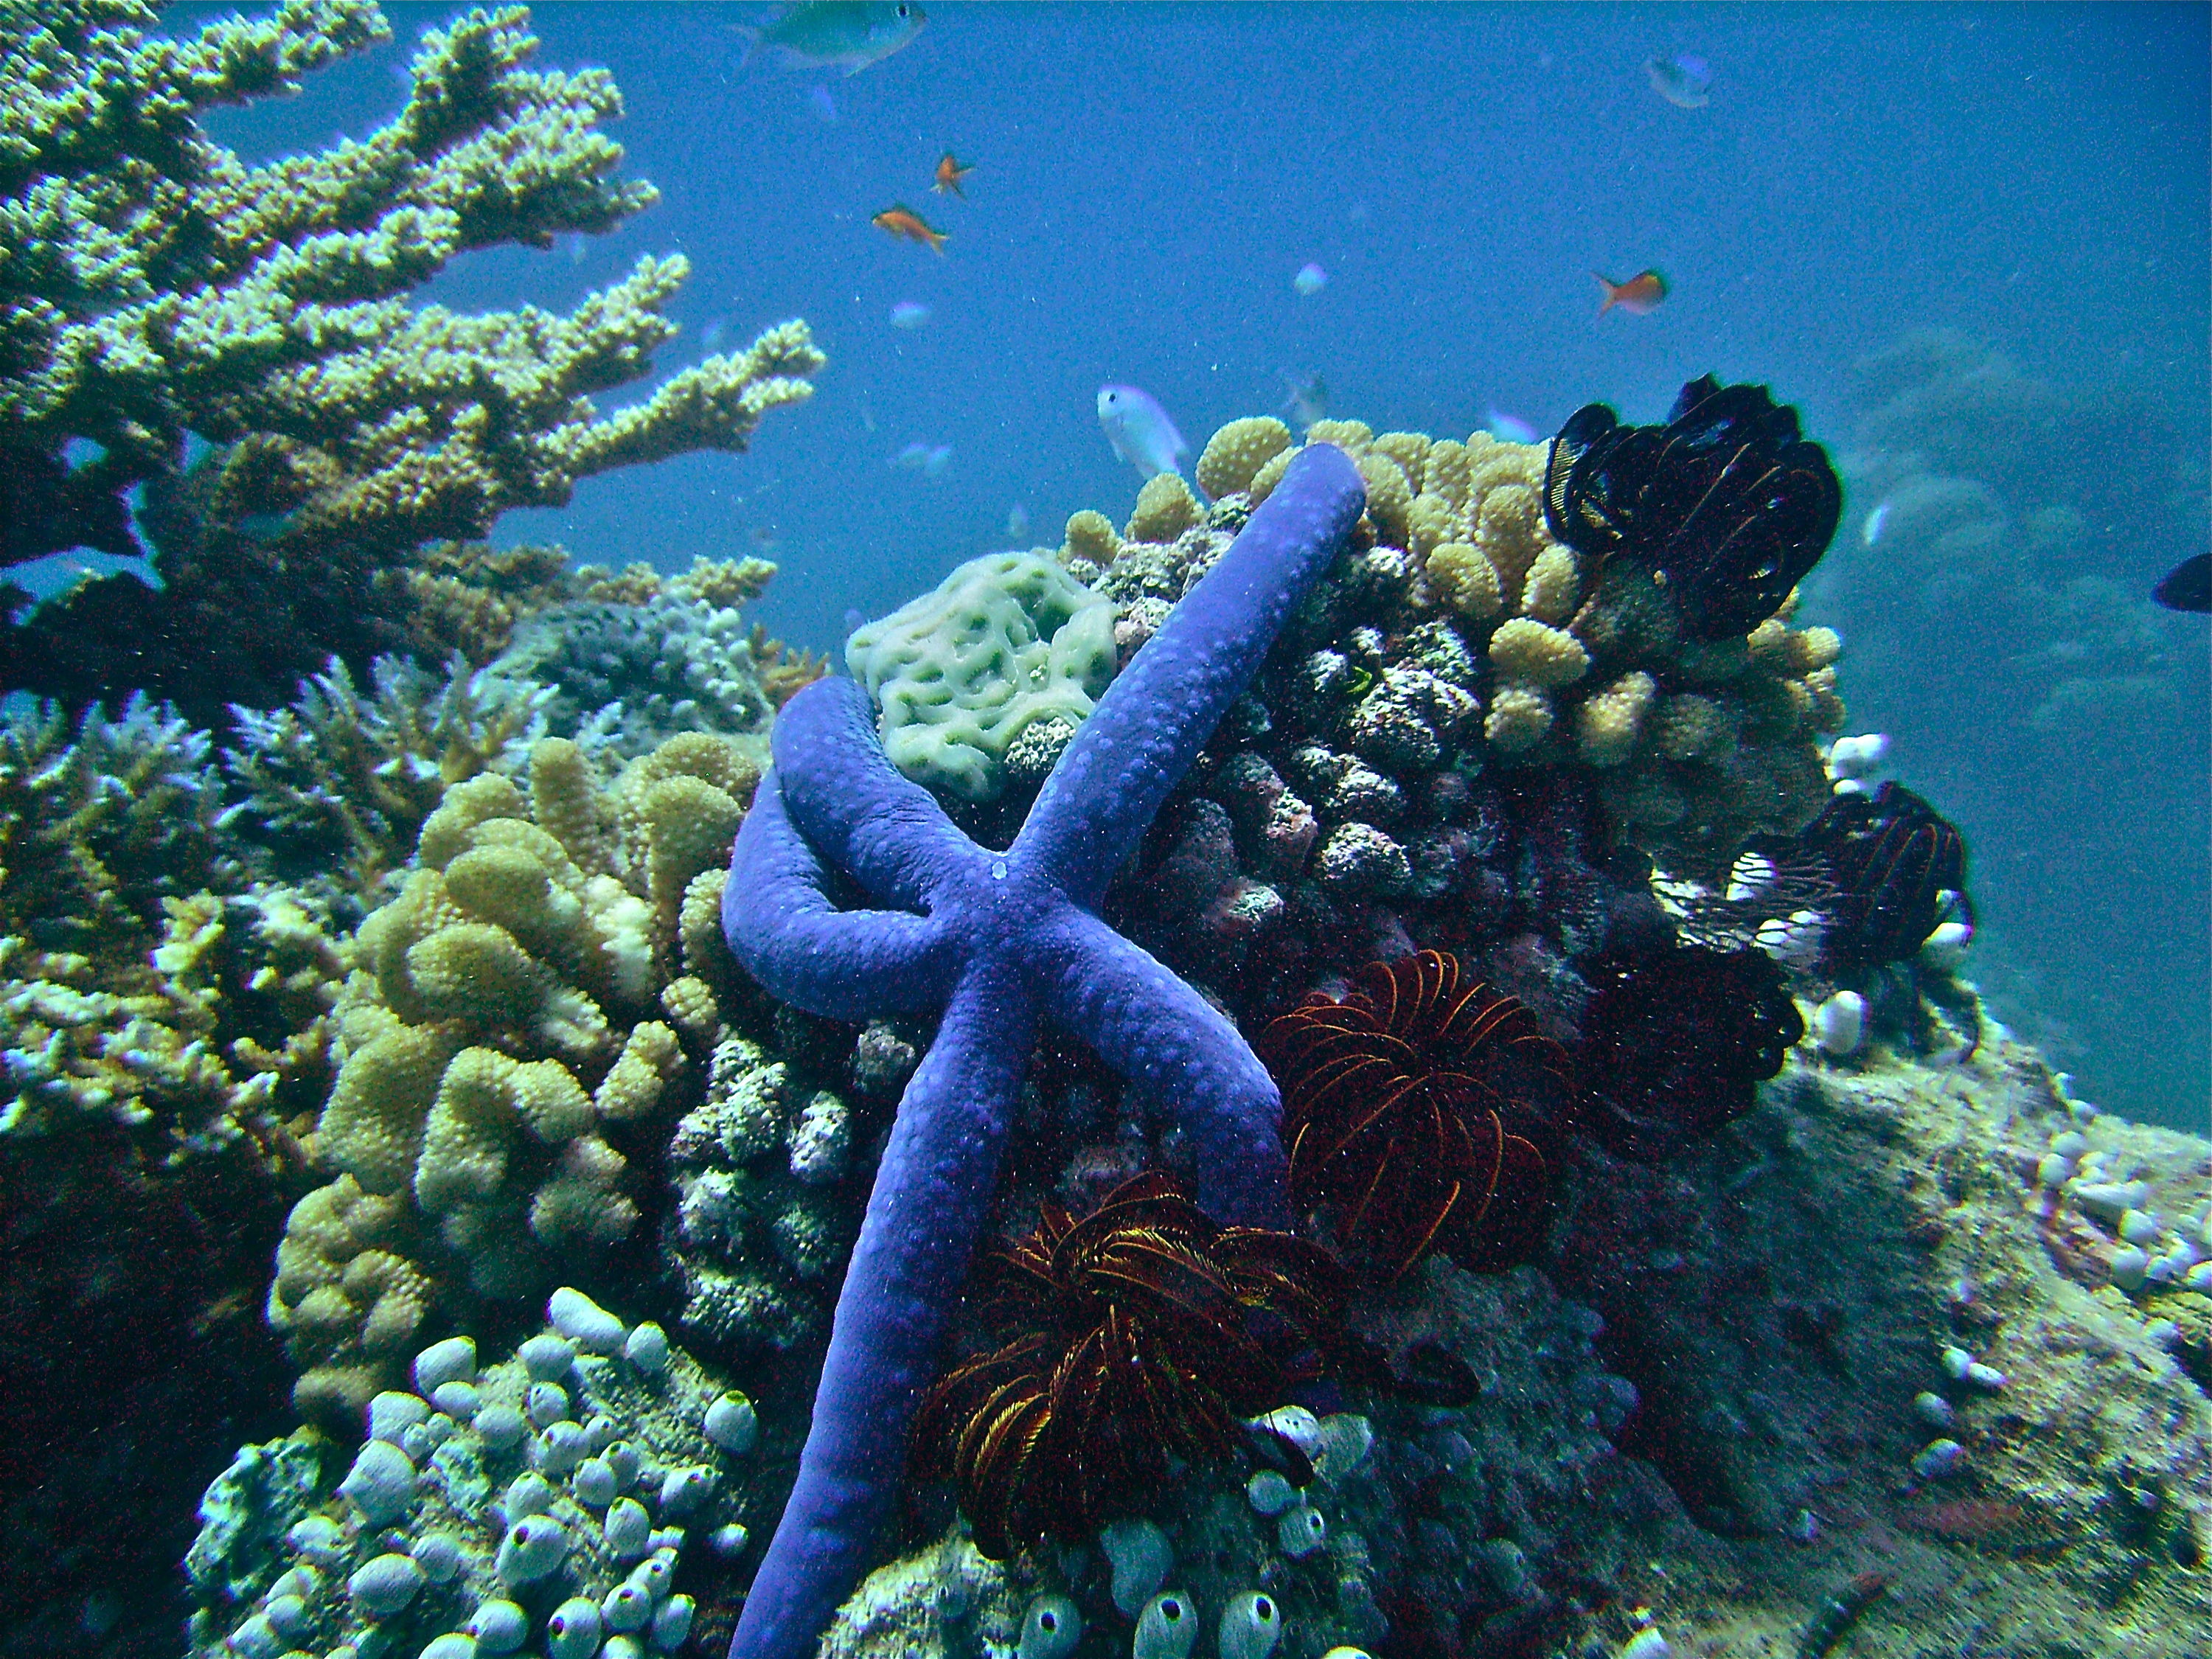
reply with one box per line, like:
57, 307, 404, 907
1245, 1470, 1295, 1515
1812, 991, 1865, 1057
1920, 919, 1972, 970
583, 1413, 620, 1453
549, 1287, 627, 1353
367, 1391, 431, 1444
651, 1595, 695, 1652
574, 1456, 619, 1508
605, 1440, 643, 1489
1218, 1590, 1281, 1659
285, 1517, 345, 1567
410, 1531, 462, 1583
2047, 1130, 2089, 1160
338, 1439, 417, 1527
602, 1582, 654, 1634
2188, 1261, 2212, 1293
1913, 1438, 1965, 1480
625, 1321, 671, 1374
467, 1599, 529, 1655
268, 1566, 320, 1605
413, 1335, 477, 1394
348, 1553, 425, 1618
703, 1391, 759, 1454
1245, 1405, 1322, 1458
659, 1464, 717, 1514
1621, 1631, 1671, 1659
1939, 1346, 1974, 1381
1134, 1592, 1198, 1659
1479, 1539, 1531, 1600
474, 1403, 529, 1451
1099, 1517, 1172, 1618
534, 1421, 591, 1476
1278, 1503, 1329, 1558
495, 1514, 570, 1585
1015, 1593, 1082, 1659
709, 1523, 750, 1559
262, 1595, 309, 1638
1313, 1412, 1374, 1481
605, 1497, 653, 1559
1911, 1391, 1955, 1428
518, 1332, 577, 1380
605, 1639, 647, 1659
1320, 1650, 1377, 1659
546, 1599, 602, 1659
418, 1636, 476, 1659
528, 1380, 572, 1427
2035, 1152, 2075, 1189
1963, 1361, 2008, 1391
227, 1614, 282, 1659
2110, 1245, 2150, 1292
2118, 1208, 2162, 1246
414, 1413, 456, 1453
501, 1471, 555, 1524
650, 1526, 686, 1554
2070, 1180, 2149, 1226
631, 1550, 678, 1599
1754, 910, 1825, 969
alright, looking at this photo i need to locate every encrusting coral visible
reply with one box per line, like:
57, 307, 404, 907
269, 730, 757, 1421
0, 0, 822, 722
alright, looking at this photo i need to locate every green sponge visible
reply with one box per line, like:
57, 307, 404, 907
845, 552, 1116, 802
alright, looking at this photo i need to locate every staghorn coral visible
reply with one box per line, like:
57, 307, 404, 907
0, 1, 821, 722
269, 731, 751, 1420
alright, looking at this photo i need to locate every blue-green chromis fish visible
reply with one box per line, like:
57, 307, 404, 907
735, 3, 925, 75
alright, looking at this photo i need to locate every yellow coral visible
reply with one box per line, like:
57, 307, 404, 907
318, 1026, 452, 1196
414, 1048, 595, 1214
417, 773, 529, 872
1576, 672, 1658, 767
1371, 431, 1432, 476
667, 554, 778, 608
1520, 543, 1581, 622
1306, 419, 1373, 451
595, 1020, 685, 1121
1654, 694, 1737, 762
1473, 481, 1548, 593
1484, 685, 1555, 753
1246, 445, 1297, 506
1788, 625, 1843, 674
1063, 508, 1122, 568
1125, 472, 1202, 544
1425, 543, 1503, 619
1466, 434, 1546, 497
1195, 417, 1292, 499
531, 737, 612, 869
1486, 618, 1590, 689
1422, 439, 1472, 509
1356, 451, 1414, 548
1407, 493, 1461, 560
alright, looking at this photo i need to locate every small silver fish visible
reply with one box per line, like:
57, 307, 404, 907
1646, 52, 1711, 108
888, 300, 931, 330
1863, 500, 1891, 547
890, 440, 951, 476
1293, 262, 1329, 297
1485, 407, 1539, 445
1281, 370, 1327, 433
737, 2, 925, 76
1096, 385, 1186, 477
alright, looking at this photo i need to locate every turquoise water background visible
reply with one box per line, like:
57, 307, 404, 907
186, 1, 2212, 1127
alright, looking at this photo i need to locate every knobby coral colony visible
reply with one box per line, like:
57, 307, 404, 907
911, 1171, 1347, 1560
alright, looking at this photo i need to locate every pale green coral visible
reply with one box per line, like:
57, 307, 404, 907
845, 550, 1116, 803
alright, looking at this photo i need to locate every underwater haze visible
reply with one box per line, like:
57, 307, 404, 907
196, 0, 2208, 1129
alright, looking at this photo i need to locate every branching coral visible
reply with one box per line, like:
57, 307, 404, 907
912, 1172, 1348, 1559
0, 1, 822, 720
268, 731, 753, 1419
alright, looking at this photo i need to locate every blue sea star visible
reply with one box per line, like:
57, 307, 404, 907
719, 444, 1366, 1659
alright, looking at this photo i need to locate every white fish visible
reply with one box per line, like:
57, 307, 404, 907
888, 300, 931, 329
890, 441, 951, 476
1485, 407, 1540, 445
1096, 385, 1187, 477
1863, 500, 1891, 546
1006, 504, 1031, 542
700, 317, 728, 352
1293, 262, 1329, 297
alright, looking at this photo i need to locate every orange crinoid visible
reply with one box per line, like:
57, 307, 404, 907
911, 1172, 1346, 1558
1259, 950, 1573, 1281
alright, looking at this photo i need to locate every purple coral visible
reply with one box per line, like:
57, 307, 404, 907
718, 445, 1366, 1659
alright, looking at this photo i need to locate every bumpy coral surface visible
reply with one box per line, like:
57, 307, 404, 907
0, 1, 821, 720
270, 732, 754, 1420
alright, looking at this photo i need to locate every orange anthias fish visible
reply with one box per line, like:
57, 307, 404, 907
932, 153, 973, 196
1596, 269, 1669, 316
872, 204, 947, 253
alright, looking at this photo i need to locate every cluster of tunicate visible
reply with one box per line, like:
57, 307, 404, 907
492, 572, 779, 763
661, 1014, 897, 1355
2020, 1101, 2212, 1297
187, 1288, 758, 1659
269, 733, 753, 1419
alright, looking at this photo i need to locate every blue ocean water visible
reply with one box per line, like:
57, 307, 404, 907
196, 0, 2210, 1125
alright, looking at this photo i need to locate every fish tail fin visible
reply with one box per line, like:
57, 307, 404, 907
1594, 274, 1618, 316
728, 24, 759, 69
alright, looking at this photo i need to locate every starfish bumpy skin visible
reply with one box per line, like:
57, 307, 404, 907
720, 444, 1366, 1659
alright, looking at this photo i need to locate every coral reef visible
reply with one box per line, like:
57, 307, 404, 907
186, 1289, 768, 1659
269, 731, 754, 1421
0, 1, 821, 721
717, 447, 1368, 1659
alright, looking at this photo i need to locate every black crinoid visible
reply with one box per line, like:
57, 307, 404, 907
1572, 945, 1804, 1161
1543, 374, 1843, 640
911, 1172, 1347, 1559
1792, 782, 1973, 970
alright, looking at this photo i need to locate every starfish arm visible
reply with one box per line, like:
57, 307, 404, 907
1034, 903, 1291, 1228
1017, 443, 1366, 906
728, 961, 1038, 1659
722, 769, 958, 1020
771, 675, 989, 910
